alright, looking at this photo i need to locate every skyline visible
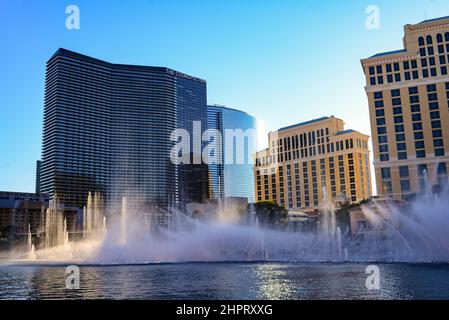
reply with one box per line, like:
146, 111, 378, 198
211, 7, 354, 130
1, 0, 449, 192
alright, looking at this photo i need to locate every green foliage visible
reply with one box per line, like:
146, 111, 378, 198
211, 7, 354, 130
252, 201, 289, 226
0, 225, 13, 239
334, 199, 371, 230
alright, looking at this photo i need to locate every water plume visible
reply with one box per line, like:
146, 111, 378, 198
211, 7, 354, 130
7, 181, 449, 264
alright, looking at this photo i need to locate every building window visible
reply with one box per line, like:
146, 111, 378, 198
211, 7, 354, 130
377, 127, 387, 135
391, 89, 400, 97
419, 37, 425, 46
392, 98, 402, 106
375, 100, 384, 108
396, 133, 405, 142
374, 92, 383, 99
381, 168, 391, 179
401, 180, 411, 193
429, 102, 439, 110
415, 141, 425, 149
394, 63, 400, 71
416, 150, 426, 158
397, 143, 406, 151
376, 65, 383, 74
432, 120, 442, 129
437, 163, 447, 175
410, 95, 419, 103
418, 164, 428, 176
399, 166, 409, 177
411, 104, 420, 113
431, 68, 437, 77
378, 135, 387, 144
409, 87, 418, 95
379, 145, 388, 153
382, 181, 393, 193
398, 152, 408, 160
376, 109, 385, 117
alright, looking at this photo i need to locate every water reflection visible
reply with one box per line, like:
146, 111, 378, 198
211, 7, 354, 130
1, 263, 449, 300
255, 264, 295, 300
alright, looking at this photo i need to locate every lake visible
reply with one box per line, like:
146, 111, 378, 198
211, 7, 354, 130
1, 262, 449, 300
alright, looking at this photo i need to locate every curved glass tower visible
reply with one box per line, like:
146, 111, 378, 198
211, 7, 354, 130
40, 48, 208, 209
207, 105, 257, 202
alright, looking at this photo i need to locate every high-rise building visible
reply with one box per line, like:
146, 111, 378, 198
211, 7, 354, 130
362, 17, 449, 199
0, 192, 50, 237
35, 160, 41, 194
207, 105, 257, 202
39, 48, 209, 209
254, 116, 372, 211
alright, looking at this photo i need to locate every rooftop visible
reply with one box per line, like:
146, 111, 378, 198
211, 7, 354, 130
49, 48, 206, 84
207, 104, 253, 117
369, 49, 407, 59
277, 117, 331, 132
336, 129, 356, 136
418, 15, 449, 25
366, 16, 449, 60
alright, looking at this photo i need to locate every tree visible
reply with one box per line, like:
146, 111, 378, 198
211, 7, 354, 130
252, 201, 288, 227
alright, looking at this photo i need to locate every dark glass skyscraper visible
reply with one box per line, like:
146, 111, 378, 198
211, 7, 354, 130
207, 105, 257, 202
40, 48, 208, 208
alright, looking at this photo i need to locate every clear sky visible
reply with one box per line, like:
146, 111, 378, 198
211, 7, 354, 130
1, 0, 449, 193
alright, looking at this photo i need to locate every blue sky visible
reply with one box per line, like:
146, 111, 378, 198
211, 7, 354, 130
1, 0, 449, 192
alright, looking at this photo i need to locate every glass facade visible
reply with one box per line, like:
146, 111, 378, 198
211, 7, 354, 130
207, 105, 257, 202
40, 48, 208, 208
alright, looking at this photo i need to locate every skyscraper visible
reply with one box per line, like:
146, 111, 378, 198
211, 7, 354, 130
39, 48, 208, 209
362, 17, 449, 199
207, 105, 257, 202
35, 160, 41, 194
254, 116, 372, 211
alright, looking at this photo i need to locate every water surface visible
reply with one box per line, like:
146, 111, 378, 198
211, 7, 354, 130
1, 263, 449, 300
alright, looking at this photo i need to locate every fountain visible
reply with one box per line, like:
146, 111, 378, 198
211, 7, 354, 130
318, 186, 342, 261
5, 171, 449, 264
120, 197, 127, 245
26, 224, 35, 261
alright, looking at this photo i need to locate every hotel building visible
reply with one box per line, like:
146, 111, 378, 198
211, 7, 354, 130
0, 192, 79, 241
362, 17, 449, 199
207, 105, 257, 202
254, 116, 372, 211
39, 49, 209, 209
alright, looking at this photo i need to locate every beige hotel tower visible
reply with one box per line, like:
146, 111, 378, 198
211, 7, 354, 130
254, 116, 372, 211
362, 16, 449, 199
